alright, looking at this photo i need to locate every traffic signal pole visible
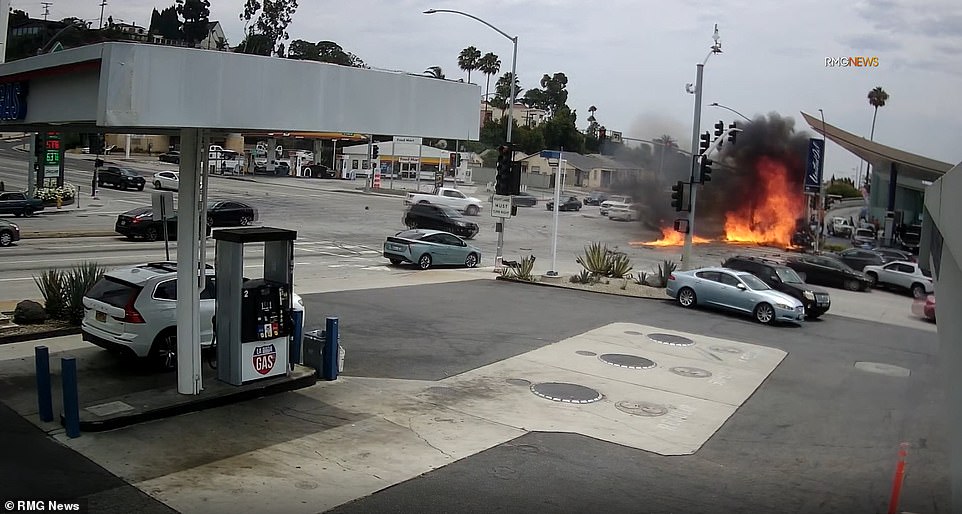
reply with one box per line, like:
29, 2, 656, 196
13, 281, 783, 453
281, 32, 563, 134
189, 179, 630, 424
681, 63, 704, 271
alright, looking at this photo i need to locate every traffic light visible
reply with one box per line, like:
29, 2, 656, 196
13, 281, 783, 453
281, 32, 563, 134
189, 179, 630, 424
456, 153, 462, 167
495, 144, 512, 195
372, 144, 379, 159
699, 156, 713, 183
509, 161, 522, 196
727, 122, 738, 144
670, 180, 685, 211
714, 121, 725, 137
698, 132, 711, 155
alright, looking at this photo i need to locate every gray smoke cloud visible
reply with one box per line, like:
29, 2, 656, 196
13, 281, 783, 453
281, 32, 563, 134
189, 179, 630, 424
607, 112, 813, 235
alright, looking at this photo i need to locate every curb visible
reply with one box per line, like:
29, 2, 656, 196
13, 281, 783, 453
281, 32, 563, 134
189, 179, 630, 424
495, 275, 671, 301
0, 326, 81, 346
21, 230, 117, 239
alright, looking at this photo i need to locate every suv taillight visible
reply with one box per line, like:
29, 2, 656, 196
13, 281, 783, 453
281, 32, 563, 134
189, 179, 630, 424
113, 294, 145, 323
668, 274, 675, 281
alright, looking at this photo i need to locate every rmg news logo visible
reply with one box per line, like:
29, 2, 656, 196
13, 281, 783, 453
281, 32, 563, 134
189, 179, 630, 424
825, 56, 879, 67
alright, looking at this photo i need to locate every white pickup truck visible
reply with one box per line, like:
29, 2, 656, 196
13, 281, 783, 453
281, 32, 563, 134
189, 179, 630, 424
404, 187, 484, 216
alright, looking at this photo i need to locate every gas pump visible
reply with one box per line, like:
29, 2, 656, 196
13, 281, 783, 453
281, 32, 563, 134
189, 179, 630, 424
213, 227, 298, 385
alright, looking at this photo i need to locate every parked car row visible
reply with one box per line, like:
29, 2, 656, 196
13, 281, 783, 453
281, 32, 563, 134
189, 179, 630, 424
0, 191, 44, 217
114, 201, 258, 241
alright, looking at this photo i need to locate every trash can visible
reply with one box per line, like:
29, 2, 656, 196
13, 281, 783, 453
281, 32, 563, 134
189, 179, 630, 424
302, 329, 344, 379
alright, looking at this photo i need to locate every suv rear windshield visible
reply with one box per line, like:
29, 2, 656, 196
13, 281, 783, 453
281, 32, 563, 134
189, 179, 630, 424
85, 277, 140, 308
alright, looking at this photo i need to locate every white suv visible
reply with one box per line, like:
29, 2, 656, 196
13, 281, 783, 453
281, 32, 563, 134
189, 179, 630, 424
81, 262, 305, 369
600, 196, 632, 217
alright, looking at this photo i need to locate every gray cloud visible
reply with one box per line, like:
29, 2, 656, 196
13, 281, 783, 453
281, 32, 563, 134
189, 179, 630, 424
840, 34, 903, 52
915, 14, 962, 36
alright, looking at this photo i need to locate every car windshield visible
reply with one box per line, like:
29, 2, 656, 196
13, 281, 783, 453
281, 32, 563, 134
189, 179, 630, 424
740, 274, 770, 290
441, 206, 462, 218
855, 229, 874, 237
776, 267, 804, 283
121, 169, 139, 176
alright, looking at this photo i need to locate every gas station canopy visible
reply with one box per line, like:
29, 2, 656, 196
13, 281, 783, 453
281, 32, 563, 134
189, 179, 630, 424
800, 111, 952, 183
0, 42, 481, 140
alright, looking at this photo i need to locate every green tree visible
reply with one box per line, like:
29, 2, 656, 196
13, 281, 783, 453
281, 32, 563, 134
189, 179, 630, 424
9, 9, 29, 27
177, 0, 211, 46
288, 40, 365, 66
423, 66, 445, 79
478, 52, 501, 110
149, 5, 183, 40
540, 106, 584, 153
525, 72, 569, 116
457, 46, 481, 83
234, 33, 272, 55
827, 180, 861, 198
240, 0, 299, 55
492, 72, 522, 109
864, 86, 889, 187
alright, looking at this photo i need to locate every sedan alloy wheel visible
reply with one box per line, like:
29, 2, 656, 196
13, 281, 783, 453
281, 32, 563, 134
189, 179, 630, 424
464, 253, 478, 268
418, 254, 432, 270
754, 303, 775, 324
677, 287, 696, 308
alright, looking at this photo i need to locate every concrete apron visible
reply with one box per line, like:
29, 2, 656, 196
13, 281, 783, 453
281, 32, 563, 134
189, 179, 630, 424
15, 322, 784, 513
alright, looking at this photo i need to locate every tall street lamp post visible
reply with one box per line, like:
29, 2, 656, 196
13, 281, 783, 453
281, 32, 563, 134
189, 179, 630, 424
708, 102, 752, 123
424, 8, 518, 266
681, 25, 723, 271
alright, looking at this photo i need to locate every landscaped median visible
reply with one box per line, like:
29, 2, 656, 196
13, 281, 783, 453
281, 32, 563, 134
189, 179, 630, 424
495, 242, 678, 301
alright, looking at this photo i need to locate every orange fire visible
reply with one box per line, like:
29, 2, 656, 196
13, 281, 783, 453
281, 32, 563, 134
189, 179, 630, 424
633, 227, 712, 247
723, 156, 804, 247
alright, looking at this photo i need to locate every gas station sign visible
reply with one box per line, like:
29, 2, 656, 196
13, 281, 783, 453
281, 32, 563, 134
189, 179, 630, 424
33, 132, 65, 189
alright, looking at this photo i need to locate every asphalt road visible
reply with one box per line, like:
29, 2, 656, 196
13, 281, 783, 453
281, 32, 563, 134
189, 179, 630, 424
312, 279, 947, 513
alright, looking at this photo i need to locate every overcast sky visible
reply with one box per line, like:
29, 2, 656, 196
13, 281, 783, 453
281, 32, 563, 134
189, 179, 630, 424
16, 0, 962, 179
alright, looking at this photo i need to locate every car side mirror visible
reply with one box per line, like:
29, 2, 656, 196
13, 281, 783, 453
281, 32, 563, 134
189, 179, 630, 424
770, 275, 780, 282
736, 283, 747, 291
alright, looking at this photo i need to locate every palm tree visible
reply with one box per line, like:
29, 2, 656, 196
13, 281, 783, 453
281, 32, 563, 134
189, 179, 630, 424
424, 66, 445, 79
587, 105, 597, 123
478, 52, 501, 118
457, 46, 482, 83
652, 135, 678, 175
864, 86, 889, 186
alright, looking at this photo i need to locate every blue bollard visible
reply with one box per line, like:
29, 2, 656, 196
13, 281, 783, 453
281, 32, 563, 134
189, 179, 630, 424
61, 357, 80, 438
323, 317, 339, 381
290, 310, 304, 367
35, 346, 53, 422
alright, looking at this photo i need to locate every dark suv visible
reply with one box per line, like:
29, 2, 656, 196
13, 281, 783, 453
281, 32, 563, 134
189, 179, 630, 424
98, 166, 146, 191
403, 203, 479, 239
723, 255, 831, 318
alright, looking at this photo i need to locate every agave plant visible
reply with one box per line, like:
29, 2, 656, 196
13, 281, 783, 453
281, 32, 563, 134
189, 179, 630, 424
513, 255, 536, 281
570, 269, 593, 284
33, 269, 66, 320
576, 242, 611, 276
63, 262, 106, 325
607, 253, 633, 278
634, 271, 650, 286
656, 259, 678, 288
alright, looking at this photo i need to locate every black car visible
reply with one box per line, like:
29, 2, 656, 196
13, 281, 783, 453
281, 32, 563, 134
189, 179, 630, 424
158, 151, 180, 164
896, 225, 921, 254
511, 192, 538, 207
0, 191, 44, 217
403, 203, 479, 239
98, 167, 146, 191
583, 191, 609, 206
0, 219, 21, 247
115, 207, 210, 241
785, 254, 873, 291
835, 248, 887, 271
304, 164, 337, 179
723, 255, 831, 318
546, 196, 582, 211
207, 200, 258, 227
874, 247, 916, 263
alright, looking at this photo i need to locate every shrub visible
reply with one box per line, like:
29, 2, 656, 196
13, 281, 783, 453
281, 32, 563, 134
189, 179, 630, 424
608, 253, 633, 279
502, 255, 536, 282
634, 271, 649, 286
33, 184, 77, 202
570, 270, 593, 284
576, 242, 611, 276
33, 269, 66, 320
656, 259, 678, 288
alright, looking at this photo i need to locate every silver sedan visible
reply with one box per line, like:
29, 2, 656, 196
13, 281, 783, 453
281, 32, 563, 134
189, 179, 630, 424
666, 267, 805, 325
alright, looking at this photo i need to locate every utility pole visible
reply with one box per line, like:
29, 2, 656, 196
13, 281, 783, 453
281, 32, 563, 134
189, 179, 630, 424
0, 0, 10, 63
681, 25, 723, 271
99, 0, 108, 29
41, 2, 53, 21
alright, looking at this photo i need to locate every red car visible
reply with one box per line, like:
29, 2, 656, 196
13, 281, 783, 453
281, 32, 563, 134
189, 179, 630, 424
911, 295, 936, 322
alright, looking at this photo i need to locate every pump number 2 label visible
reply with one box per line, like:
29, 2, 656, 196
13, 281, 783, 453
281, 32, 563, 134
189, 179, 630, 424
252, 344, 277, 375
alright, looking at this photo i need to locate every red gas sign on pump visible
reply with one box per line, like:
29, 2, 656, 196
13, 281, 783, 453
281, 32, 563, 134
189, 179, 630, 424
252, 343, 277, 375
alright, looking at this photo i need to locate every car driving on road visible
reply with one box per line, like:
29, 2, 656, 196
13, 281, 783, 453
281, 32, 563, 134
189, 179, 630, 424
98, 166, 146, 191
403, 203, 479, 239
0, 219, 21, 247
0, 191, 44, 217
667, 267, 805, 325
383, 229, 481, 270
546, 196, 582, 211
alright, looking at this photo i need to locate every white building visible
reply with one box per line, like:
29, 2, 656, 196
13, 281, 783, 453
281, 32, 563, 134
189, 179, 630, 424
340, 141, 476, 183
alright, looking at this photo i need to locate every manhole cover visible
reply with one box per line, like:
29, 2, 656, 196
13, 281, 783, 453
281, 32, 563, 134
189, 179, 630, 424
670, 366, 712, 378
506, 378, 531, 387
709, 345, 743, 354
854, 362, 911, 377
615, 401, 668, 417
599, 354, 656, 370
624, 330, 645, 336
530, 382, 603, 404
575, 350, 598, 356
647, 333, 695, 346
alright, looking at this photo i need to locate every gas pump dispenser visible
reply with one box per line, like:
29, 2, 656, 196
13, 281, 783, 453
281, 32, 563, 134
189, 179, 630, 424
213, 227, 297, 385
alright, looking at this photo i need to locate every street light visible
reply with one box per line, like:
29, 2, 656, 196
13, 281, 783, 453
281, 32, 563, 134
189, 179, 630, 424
424, 8, 518, 266
708, 102, 752, 123
681, 24, 723, 271
621, 136, 692, 176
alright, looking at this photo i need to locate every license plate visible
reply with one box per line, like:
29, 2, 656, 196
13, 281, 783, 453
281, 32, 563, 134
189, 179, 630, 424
95, 311, 106, 322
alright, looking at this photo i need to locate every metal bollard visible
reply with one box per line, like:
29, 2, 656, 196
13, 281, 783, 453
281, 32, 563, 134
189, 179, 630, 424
323, 317, 339, 381
61, 357, 80, 438
290, 310, 304, 367
35, 346, 53, 422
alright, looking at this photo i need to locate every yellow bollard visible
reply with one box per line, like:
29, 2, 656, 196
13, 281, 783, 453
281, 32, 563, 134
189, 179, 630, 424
56, 194, 62, 209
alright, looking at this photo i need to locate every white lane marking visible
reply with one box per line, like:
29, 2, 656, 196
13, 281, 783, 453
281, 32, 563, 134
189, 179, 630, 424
0, 277, 34, 282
